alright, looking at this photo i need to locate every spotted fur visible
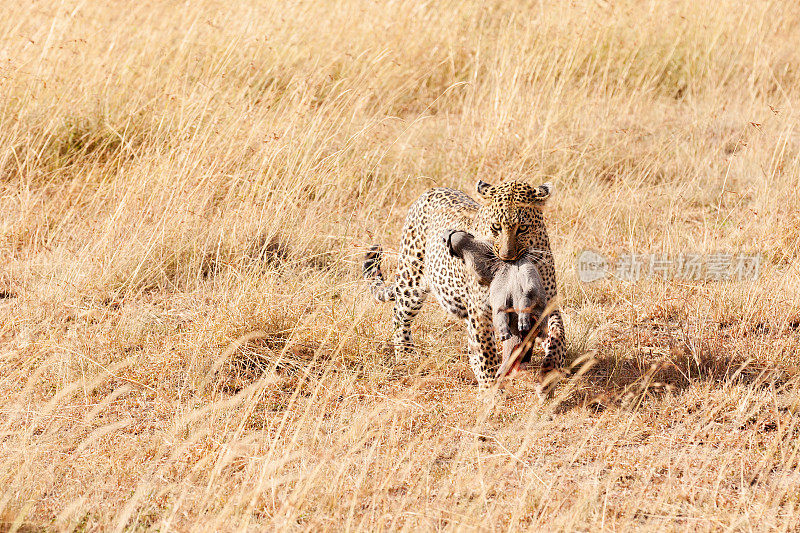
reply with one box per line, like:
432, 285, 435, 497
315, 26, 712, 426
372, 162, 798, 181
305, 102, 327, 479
363, 245, 394, 302
363, 180, 565, 391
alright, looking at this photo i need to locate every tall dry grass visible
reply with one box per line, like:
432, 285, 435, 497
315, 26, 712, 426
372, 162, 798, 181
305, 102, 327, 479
2, 0, 800, 530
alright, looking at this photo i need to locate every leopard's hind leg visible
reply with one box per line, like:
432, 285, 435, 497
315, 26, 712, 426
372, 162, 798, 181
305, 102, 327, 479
391, 247, 429, 359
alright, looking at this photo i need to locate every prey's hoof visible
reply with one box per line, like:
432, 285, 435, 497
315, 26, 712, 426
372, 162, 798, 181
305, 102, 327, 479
441, 229, 458, 257
442, 229, 474, 259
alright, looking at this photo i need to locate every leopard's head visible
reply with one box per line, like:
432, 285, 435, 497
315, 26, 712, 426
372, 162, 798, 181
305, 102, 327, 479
474, 180, 553, 262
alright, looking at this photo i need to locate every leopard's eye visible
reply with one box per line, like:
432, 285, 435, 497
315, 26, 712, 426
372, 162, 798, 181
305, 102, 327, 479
490, 223, 501, 234
517, 224, 530, 234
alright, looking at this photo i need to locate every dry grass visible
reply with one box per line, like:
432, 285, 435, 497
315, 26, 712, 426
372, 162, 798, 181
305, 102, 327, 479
2, 0, 800, 530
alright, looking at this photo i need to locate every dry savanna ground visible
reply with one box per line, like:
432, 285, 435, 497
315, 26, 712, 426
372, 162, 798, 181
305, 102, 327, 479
3, 0, 800, 530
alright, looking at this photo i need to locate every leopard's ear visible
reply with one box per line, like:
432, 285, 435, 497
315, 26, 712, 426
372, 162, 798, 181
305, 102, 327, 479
517, 181, 553, 206
538, 181, 554, 198
475, 180, 494, 205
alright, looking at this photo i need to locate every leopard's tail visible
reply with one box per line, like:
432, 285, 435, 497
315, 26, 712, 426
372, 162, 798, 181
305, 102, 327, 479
363, 245, 395, 302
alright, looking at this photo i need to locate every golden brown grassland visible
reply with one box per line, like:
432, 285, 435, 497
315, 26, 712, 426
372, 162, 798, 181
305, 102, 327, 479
2, 0, 800, 530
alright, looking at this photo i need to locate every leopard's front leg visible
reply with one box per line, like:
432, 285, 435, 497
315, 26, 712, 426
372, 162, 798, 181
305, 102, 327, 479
538, 309, 565, 398
465, 305, 501, 391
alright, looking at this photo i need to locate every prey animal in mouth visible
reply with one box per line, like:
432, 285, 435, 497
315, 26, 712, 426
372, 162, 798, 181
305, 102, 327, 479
443, 229, 549, 379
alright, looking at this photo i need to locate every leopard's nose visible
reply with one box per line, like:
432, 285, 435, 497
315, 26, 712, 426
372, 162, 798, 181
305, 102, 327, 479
495, 248, 511, 261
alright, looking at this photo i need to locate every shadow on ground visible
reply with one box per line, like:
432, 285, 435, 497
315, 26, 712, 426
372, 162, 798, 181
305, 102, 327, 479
550, 347, 800, 412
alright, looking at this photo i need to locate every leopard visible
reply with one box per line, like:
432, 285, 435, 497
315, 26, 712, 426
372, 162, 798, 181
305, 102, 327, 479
363, 180, 565, 393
